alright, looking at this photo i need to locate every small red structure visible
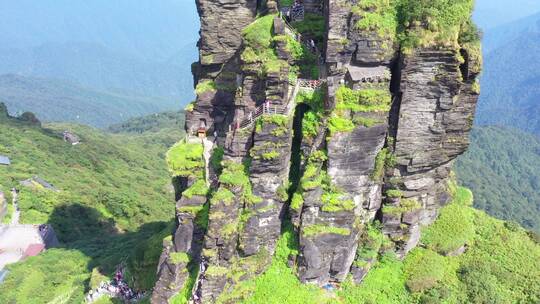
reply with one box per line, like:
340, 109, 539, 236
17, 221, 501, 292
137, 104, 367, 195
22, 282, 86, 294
23, 244, 45, 258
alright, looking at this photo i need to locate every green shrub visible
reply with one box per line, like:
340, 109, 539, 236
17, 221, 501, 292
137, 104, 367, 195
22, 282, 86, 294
170, 252, 190, 264
321, 190, 355, 212
290, 192, 304, 211
356, 223, 385, 262
210, 146, 224, 174
195, 80, 217, 95
386, 189, 403, 198
404, 248, 446, 292
182, 179, 209, 198
422, 187, 475, 254
328, 116, 355, 135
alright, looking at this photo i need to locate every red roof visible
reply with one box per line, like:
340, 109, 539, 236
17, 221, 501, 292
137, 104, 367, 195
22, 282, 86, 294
24, 244, 45, 257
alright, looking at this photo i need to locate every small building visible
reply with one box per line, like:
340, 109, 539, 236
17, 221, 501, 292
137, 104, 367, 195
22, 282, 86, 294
19, 176, 58, 191
63, 131, 80, 145
0, 155, 10, 166
345, 65, 391, 90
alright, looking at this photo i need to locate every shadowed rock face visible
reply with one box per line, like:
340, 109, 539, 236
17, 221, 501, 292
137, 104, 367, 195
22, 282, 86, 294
153, 0, 480, 301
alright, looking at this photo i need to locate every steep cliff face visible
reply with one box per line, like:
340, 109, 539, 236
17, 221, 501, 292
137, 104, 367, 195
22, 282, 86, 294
153, 0, 481, 302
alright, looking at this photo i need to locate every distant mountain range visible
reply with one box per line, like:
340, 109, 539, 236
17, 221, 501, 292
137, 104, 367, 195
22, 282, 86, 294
0, 0, 200, 127
474, 11, 540, 136
0, 42, 196, 99
473, 0, 540, 30
0, 74, 179, 128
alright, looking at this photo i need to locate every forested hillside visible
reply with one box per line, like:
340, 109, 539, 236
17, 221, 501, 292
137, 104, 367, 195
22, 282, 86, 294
456, 126, 540, 232
108, 110, 185, 134
0, 107, 183, 302
474, 12, 540, 135
1, 106, 539, 302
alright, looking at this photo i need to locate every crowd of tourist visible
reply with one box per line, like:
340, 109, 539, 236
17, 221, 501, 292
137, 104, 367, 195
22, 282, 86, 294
85, 267, 145, 303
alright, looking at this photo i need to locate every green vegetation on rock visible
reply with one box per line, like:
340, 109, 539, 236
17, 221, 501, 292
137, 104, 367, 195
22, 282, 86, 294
328, 86, 392, 136
170, 252, 191, 265
291, 13, 326, 43
195, 80, 217, 95
352, 0, 398, 41
303, 224, 351, 237
219, 161, 262, 205
335, 86, 392, 113
182, 179, 209, 199
296, 89, 325, 140
242, 14, 286, 74
166, 141, 204, 178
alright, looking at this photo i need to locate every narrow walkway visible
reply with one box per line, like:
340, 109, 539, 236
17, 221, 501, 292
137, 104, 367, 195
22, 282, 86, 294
185, 135, 213, 186
10, 189, 19, 225
201, 138, 213, 186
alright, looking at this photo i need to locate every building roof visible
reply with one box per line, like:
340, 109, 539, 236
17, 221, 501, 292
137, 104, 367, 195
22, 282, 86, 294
347, 65, 391, 83
24, 244, 45, 257
19, 176, 58, 191
0, 155, 10, 165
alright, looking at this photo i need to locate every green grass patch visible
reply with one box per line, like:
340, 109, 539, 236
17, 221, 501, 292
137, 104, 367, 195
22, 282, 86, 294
303, 224, 351, 237
335, 86, 392, 113
422, 187, 475, 255
340, 253, 411, 304
182, 179, 209, 199
352, 0, 398, 41
206, 266, 229, 277
166, 141, 205, 178
383, 198, 421, 215
170, 252, 191, 265
210, 188, 235, 205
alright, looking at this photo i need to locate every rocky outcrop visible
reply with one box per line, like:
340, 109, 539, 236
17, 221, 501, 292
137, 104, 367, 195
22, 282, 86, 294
382, 48, 480, 257
154, 0, 481, 301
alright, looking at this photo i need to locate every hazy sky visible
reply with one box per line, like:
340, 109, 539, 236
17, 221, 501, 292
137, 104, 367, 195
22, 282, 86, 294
0, 0, 200, 62
474, 0, 540, 29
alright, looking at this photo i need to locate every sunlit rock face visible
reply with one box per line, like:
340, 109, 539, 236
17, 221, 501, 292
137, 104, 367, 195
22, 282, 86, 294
153, 0, 480, 301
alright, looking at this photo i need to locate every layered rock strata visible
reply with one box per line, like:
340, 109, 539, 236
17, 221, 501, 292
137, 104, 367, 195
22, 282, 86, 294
153, 0, 481, 302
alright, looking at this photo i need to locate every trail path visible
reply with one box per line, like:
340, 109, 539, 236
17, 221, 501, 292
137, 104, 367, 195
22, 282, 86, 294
11, 189, 19, 225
